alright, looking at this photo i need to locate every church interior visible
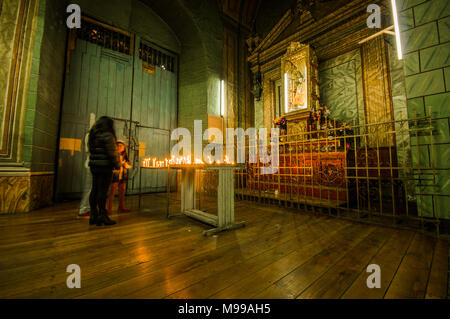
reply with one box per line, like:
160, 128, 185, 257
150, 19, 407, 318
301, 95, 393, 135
0, 0, 449, 299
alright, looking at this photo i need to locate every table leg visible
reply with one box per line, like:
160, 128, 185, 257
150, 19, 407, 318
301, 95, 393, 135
181, 167, 196, 212
217, 168, 235, 228
166, 166, 170, 219
138, 165, 142, 209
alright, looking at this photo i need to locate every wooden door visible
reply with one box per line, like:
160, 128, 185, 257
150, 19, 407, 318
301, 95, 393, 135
56, 39, 133, 198
56, 28, 177, 198
128, 38, 177, 193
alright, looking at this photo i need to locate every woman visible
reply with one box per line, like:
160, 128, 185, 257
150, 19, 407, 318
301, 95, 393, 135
107, 141, 132, 213
88, 116, 120, 226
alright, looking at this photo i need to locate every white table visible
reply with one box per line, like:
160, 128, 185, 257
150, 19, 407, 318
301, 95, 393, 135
170, 165, 246, 236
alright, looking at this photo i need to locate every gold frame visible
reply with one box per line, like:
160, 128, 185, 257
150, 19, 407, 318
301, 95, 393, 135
281, 43, 318, 118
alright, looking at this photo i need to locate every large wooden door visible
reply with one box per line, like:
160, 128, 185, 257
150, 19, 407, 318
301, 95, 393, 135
56, 39, 133, 198
56, 25, 177, 199
129, 38, 177, 194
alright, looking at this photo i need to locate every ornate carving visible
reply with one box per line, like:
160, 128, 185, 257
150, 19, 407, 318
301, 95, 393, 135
285, 42, 308, 56
281, 43, 320, 116
288, 120, 308, 136
246, 151, 348, 202
246, 34, 261, 54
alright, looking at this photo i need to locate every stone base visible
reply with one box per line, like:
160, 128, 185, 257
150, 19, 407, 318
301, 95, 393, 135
0, 173, 54, 214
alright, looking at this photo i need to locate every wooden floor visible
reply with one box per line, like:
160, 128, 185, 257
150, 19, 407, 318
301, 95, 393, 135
0, 193, 448, 299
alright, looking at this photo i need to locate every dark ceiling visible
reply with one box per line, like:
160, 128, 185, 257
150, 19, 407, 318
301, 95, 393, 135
229, 0, 351, 38
140, 0, 353, 43
245, 0, 352, 38
217, 0, 261, 31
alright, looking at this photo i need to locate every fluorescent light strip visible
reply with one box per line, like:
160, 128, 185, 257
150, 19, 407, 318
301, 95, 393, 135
218, 81, 221, 117
391, 0, 403, 60
304, 65, 308, 110
221, 80, 225, 117
284, 72, 289, 113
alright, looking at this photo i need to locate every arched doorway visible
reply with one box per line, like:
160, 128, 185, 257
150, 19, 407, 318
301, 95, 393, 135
56, 17, 178, 199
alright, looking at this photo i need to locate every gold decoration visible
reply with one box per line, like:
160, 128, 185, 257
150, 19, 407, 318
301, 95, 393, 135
281, 43, 319, 116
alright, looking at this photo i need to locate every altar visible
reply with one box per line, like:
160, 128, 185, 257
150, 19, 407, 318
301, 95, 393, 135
243, 43, 349, 207
245, 137, 348, 207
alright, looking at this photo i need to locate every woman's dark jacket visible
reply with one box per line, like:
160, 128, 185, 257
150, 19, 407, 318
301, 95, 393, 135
88, 132, 121, 172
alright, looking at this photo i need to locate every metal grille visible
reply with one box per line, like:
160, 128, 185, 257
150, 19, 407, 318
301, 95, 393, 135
139, 42, 175, 72
77, 18, 132, 55
231, 113, 450, 237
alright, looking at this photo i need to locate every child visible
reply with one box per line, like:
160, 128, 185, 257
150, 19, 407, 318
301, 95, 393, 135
107, 141, 132, 213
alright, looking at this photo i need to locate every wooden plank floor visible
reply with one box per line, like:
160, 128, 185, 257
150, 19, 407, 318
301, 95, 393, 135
0, 193, 447, 299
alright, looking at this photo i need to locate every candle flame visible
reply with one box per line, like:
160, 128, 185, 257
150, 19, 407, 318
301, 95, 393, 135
141, 154, 235, 168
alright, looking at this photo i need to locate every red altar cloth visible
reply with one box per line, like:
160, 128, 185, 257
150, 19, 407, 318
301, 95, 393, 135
246, 151, 348, 202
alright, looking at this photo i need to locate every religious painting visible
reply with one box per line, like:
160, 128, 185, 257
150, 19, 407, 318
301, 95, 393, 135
284, 57, 307, 111
281, 43, 319, 115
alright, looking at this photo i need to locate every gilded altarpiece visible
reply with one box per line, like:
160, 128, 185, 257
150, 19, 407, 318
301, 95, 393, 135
249, 43, 348, 205
281, 43, 319, 135
282, 43, 319, 114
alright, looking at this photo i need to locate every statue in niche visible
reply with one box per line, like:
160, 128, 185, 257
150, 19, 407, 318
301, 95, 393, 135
289, 62, 307, 110
281, 42, 319, 115
283, 50, 308, 112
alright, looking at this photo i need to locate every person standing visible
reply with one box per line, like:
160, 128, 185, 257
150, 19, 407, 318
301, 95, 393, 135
88, 116, 120, 226
78, 131, 92, 217
78, 113, 96, 217
107, 141, 132, 213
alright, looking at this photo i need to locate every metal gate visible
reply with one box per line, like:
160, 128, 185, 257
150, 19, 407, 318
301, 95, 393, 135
56, 19, 177, 199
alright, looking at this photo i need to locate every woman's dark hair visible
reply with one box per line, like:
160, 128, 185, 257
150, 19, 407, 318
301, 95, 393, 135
88, 116, 116, 150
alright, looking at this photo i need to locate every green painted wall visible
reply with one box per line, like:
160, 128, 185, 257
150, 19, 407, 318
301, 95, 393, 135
23, 0, 225, 175
387, 41, 414, 198
318, 49, 365, 127
398, 0, 450, 218
174, 0, 223, 136
23, 0, 67, 172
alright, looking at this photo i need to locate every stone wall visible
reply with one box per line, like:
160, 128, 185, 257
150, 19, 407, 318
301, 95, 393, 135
136, 0, 225, 138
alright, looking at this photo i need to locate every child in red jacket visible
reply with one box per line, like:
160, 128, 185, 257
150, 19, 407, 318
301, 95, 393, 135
107, 141, 132, 213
